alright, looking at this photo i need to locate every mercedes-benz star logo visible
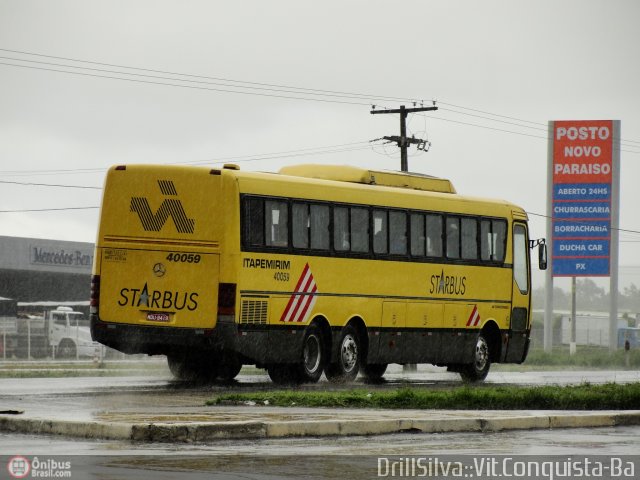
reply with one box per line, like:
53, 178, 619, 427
153, 263, 166, 277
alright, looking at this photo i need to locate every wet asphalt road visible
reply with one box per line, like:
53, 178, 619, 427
1, 365, 640, 423
1, 366, 640, 479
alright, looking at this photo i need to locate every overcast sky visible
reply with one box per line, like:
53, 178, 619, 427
1, 0, 639, 289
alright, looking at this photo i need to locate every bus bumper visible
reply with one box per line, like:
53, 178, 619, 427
90, 314, 236, 356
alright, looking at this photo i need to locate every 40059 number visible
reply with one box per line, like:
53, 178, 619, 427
273, 272, 289, 282
166, 253, 201, 263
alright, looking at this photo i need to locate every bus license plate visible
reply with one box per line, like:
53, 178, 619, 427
146, 312, 170, 322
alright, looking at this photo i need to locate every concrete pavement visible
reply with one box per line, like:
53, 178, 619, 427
2, 404, 640, 443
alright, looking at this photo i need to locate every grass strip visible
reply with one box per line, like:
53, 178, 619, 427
208, 383, 640, 410
525, 348, 640, 368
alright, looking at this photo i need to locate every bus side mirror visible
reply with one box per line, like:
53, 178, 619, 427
538, 243, 547, 270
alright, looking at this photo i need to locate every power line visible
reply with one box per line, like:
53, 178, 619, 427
438, 106, 548, 132
425, 115, 640, 154
426, 115, 549, 140
0, 180, 101, 189
4, 48, 640, 148
0, 61, 373, 106
0, 55, 400, 105
0, 206, 99, 213
0, 47, 419, 105
436, 105, 640, 149
0, 140, 381, 177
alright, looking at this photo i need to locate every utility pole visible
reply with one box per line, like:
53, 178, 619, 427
371, 104, 438, 171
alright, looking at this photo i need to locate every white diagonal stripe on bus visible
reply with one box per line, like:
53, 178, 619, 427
466, 305, 479, 327
301, 291, 318, 324
280, 263, 310, 322
293, 284, 318, 323
284, 268, 315, 323
473, 309, 481, 326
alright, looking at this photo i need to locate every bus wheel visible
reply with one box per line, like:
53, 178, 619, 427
325, 325, 361, 383
57, 339, 77, 359
217, 354, 242, 381
168, 354, 218, 382
267, 364, 299, 385
297, 324, 324, 383
460, 333, 491, 382
362, 363, 387, 382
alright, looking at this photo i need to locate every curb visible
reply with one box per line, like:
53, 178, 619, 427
2, 411, 640, 443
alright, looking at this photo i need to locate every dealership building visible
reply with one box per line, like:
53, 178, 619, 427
0, 236, 94, 304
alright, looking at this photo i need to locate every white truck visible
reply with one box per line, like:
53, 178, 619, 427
0, 302, 100, 359
48, 306, 101, 359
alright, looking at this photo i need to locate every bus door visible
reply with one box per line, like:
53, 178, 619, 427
506, 222, 531, 362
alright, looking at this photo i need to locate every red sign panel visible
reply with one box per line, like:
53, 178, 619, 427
553, 120, 613, 184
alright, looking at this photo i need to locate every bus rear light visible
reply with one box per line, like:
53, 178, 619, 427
218, 283, 237, 316
90, 275, 100, 314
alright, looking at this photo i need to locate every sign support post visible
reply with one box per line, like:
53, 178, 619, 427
544, 123, 555, 353
609, 121, 621, 351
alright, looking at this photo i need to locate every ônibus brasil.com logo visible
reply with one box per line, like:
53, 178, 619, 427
7, 456, 30, 479
7, 456, 72, 478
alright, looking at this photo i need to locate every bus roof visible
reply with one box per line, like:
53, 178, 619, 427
279, 164, 456, 194
229, 164, 526, 220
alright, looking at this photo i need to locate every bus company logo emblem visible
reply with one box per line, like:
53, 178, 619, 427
466, 304, 481, 327
153, 263, 166, 277
429, 269, 467, 296
280, 263, 317, 323
130, 180, 195, 234
7, 456, 31, 479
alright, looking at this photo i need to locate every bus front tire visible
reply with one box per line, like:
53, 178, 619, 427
459, 333, 491, 382
267, 325, 325, 385
325, 325, 361, 383
298, 324, 324, 383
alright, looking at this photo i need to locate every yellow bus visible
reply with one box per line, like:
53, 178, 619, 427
90, 163, 546, 383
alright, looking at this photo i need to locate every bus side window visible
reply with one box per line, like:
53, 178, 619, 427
351, 207, 369, 253
493, 220, 507, 262
292, 203, 309, 249
481, 218, 507, 262
334, 207, 350, 252
245, 197, 265, 246
446, 216, 460, 259
389, 210, 407, 255
426, 214, 443, 257
410, 213, 425, 256
480, 219, 492, 261
461, 217, 478, 260
310, 204, 330, 250
265, 200, 288, 247
373, 210, 388, 254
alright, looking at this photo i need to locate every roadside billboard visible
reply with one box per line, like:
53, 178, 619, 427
550, 120, 619, 277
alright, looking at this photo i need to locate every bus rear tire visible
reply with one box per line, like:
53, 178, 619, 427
267, 364, 299, 384
325, 325, 361, 383
459, 333, 491, 382
362, 363, 387, 382
168, 353, 218, 382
